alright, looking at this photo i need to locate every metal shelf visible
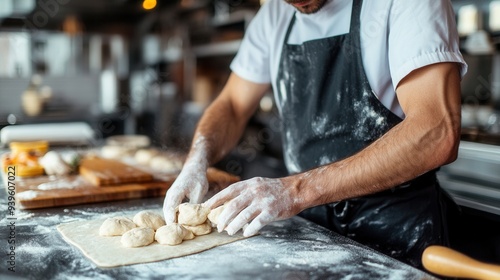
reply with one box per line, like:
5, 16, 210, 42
438, 173, 500, 215
211, 10, 255, 28
192, 39, 242, 58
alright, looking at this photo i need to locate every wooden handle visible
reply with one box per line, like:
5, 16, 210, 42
422, 245, 500, 280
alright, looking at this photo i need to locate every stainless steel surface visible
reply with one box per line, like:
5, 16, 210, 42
0, 190, 435, 279
439, 140, 500, 215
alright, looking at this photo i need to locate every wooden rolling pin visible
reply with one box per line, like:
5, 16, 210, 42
422, 245, 500, 280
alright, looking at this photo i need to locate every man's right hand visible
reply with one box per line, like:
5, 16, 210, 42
162, 164, 209, 224
162, 73, 270, 224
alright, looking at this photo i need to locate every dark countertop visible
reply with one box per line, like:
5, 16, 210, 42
0, 185, 437, 280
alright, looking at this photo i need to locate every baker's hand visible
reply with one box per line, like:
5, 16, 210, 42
163, 164, 209, 224
203, 177, 301, 237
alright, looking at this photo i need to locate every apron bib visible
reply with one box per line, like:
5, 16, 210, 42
275, 0, 453, 268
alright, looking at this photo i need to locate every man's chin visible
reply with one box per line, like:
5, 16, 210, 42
289, 0, 327, 14
295, 6, 320, 14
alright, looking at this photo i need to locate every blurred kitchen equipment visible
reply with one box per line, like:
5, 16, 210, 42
0, 32, 32, 77
193, 75, 213, 106
20, 74, 53, 117
422, 245, 500, 280
129, 68, 179, 145
461, 105, 494, 129
214, 0, 230, 22
464, 30, 494, 55
21, 74, 44, 116
458, 4, 479, 37
0, 122, 94, 146
142, 35, 161, 65
490, 1, 500, 32
491, 54, 500, 113
100, 68, 118, 114
0, 0, 35, 19
486, 110, 500, 134
457, 4, 494, 55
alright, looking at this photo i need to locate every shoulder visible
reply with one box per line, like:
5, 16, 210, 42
243, 0, 295, 46
368, 0, 466, 89
390, 0, 455, 12
387, 0, 456, 22
360, 0, 455, 24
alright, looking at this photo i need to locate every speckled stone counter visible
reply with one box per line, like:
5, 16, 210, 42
0, 187, 437, 280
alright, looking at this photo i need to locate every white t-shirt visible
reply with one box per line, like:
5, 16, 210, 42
230, 0, 468, 118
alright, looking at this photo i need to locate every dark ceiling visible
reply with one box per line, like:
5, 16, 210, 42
0, 0, 180, 35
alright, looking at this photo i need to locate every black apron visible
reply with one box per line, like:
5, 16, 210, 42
275, 0, 453, 269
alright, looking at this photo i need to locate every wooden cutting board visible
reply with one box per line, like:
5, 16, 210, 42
8, 167, 238, 210
79, 157, 154, 186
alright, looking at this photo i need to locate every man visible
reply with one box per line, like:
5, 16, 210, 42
163, 0, 467, 268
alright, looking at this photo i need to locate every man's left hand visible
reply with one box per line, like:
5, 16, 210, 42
203, 177, 301, 237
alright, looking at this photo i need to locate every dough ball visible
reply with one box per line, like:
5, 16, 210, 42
39, 151, 72, 176
99, 217, 136, 236
135, 149, 159, 165
183, 228, 195, 240
183, 220, 212, 236
121, 227, 155, 248
207, 205, 226, 226
133, 211, 165, 230
177, 203, 210, 226
101, 145, 134, 159
155, 224, 193, 245
149, 156, 182, 173
155, 225, 183, 246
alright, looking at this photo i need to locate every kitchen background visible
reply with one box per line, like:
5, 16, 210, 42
1, 0, 499, 264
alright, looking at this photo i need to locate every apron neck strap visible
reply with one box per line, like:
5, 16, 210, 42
284, 13, 297, 45
349, 0, 363, 43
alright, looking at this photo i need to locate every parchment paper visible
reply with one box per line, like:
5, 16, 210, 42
57, 218, 249, 268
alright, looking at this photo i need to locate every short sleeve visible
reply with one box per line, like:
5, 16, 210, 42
230, 1, 273, 84
388, 0, 468, 89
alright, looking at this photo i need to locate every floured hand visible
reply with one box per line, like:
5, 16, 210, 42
163, 136, 210, 224
162, 164, 208, 224
203, 177, 303, 237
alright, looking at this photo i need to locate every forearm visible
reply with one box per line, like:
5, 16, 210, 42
183, 73, 268, 170
283, 63, 462, 210
185, 98, 248, 169
284, 117, 458, 209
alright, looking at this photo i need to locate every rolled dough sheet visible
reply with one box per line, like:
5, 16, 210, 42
57, 218, 250, 268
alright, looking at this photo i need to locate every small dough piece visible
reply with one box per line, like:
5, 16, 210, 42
121, 227, 155, 248
207, 205, 226, 226
183, 229, 195, 240
135, 149, 159, 165
38, 151, 72, 176
150, 156, 182, 173
178, 203, 210, 226
183, 220, 212, 236
155, 224, 194, 245
99, 217, 136, 236
101, 145, 134, 159
133, 211, 165, 230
